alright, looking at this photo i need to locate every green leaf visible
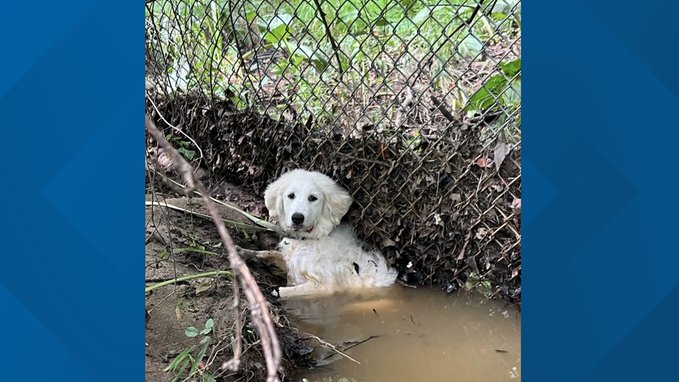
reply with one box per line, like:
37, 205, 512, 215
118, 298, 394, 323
502, 77, 521, 107
465, 75, 508, 112
185, 326, 200, 338
177, 147, 196, 160
191, 336, 212, 376
375, 17, 389, 26
285, 41, 329, 72
261, 13, 293, 45
159, 250, 170, 260
490, 12, 508, 21
245, 11, 256, 23
500, 59, 521, 77
201, 318, 215, 334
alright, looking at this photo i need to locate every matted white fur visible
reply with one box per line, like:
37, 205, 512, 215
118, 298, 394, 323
276, 225, 398, 298
263, 169, 398, 298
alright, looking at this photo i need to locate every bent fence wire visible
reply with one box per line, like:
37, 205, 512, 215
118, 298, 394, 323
145, 0, 522, 301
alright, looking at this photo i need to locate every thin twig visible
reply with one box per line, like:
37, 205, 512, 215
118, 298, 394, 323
146, 96, 205, 168
145, 271, 233, 293
146, 116, 282, 382
318, 335, 379, 364
307, 334, 361, 365
145, 200, 265, 232
312, 0, 344, 75
168, 247, 221, 257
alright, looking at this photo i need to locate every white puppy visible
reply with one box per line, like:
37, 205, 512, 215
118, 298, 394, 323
259, 169, 398, 298
264, 169, 353, 239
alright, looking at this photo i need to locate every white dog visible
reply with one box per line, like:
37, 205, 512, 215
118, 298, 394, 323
264, 169, 353, 240
251, 169, 398, 298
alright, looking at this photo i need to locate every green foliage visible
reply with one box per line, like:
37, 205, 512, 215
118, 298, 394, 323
464, 272, 493, 297
165, 318, 217, 382
466, 58, 522, 113
166, 133, 197, 161
185, 326, 200, 338
147, 0, 521, 130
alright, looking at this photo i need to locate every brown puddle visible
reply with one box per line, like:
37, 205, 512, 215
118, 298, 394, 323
283, 286, 521, 382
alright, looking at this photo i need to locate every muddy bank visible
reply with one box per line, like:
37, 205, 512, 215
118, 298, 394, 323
145, 183, 316, 381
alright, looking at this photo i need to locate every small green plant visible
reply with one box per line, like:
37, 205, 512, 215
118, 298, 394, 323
464, 272, 493, 297
165, 318, 216, 382
465, 58, 522, 113
166, 133, 197, 161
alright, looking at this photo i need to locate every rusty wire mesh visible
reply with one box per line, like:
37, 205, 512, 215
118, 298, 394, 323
145, 0, 522, 301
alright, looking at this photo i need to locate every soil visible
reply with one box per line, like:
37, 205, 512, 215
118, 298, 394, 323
145, 180, 314, 381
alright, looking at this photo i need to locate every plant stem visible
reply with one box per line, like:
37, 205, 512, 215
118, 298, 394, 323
172, 247, 221, 257
145, 200, 268, 231
145, 271, 233, 293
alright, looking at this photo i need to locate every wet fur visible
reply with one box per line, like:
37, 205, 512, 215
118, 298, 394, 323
261, 169, 398, 298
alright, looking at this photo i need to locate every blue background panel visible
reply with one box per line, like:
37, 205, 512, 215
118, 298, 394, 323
0, 2, 144, 381
524, 0, 679, 380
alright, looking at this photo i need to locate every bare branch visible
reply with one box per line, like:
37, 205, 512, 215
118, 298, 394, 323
312, 0, 344, 75
146, 115, 282, 382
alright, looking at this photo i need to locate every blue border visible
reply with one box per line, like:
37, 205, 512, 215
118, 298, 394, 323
524, 0, 679, 380
2, 0, 679, 381
1, 2, 144, 381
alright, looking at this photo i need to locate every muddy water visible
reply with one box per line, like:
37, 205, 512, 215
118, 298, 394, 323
284, 286, 521, 382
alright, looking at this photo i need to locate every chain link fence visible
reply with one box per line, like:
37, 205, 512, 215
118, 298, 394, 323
145, 0, 522, 301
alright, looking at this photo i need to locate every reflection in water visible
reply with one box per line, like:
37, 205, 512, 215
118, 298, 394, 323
284, 286, 521, 382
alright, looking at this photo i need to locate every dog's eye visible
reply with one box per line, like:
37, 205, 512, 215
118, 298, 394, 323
287, 193, 295, 199
308, 195, 318, 202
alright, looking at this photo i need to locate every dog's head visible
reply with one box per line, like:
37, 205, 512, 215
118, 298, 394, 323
264, 169, 353, 239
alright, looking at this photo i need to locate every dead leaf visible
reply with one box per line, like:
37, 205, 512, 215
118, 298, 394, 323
494, 141, 511, 171
195, 281, 213, 295
511, 198, 521, 213
381, 238, 397, 249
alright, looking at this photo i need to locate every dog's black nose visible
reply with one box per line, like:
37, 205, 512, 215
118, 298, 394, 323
291, 213, 304, 225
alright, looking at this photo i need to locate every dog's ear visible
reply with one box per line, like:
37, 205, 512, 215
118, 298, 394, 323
264, 172, 291, 220
319, 176, 353, 226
